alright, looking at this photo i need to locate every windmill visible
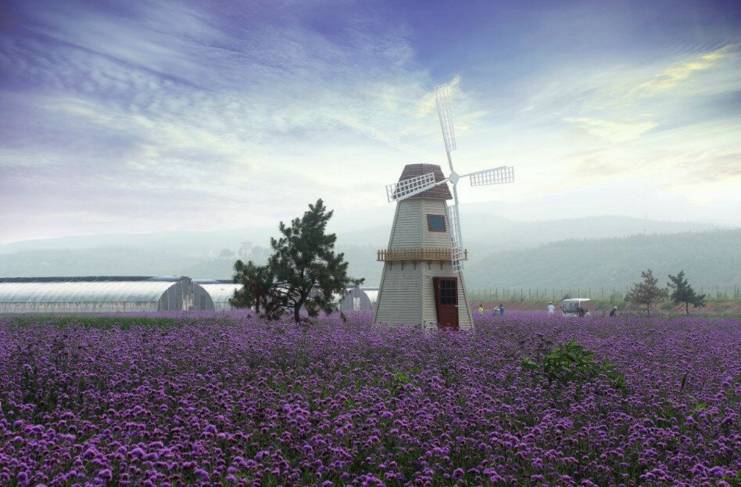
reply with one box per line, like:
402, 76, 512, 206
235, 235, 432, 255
374, 85, 515, 330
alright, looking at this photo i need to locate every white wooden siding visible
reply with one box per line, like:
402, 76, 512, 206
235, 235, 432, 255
421, 200, 453, 248
374, 262, 423, 325
389, 200, 423, 249
375, 198, 473, 330
388, 199, 453, 250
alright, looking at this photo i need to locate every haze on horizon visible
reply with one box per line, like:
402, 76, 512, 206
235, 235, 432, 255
1, 0, 741, 245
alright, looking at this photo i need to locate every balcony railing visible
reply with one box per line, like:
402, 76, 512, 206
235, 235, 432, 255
376, 247, 468, 262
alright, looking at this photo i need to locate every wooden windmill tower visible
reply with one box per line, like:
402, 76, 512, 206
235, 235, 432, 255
374, 86, 515, 330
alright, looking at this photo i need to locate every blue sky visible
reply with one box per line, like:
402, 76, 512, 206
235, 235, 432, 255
1, 0, 740, 243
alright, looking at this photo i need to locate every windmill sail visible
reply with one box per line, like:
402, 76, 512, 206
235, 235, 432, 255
447, 203, 466, 271
385, 172, 438, 202
435, 86, 457, 156
378, 82, 515, 330
467, 166, 515, 186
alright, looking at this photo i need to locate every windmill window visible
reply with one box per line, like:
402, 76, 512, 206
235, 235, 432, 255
439, 279, 458, 305
427, 214, 446, 232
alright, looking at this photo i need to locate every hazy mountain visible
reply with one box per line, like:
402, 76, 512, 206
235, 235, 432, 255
336, 213, 720, 251
466, 229, 741, 291
0, 228, 274, 256
461, 214, 720, 253
0, 215, 730, 287
1, 213, 718, 255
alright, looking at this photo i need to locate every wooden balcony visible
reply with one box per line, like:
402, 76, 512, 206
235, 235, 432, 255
376, 247, 468, 262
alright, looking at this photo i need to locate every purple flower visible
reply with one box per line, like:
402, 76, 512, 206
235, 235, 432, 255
0, 312, 737, 485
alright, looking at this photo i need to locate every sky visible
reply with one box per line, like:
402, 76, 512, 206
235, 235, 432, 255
1, 0, 740, 244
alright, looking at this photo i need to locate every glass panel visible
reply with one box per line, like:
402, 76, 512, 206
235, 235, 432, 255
439, 279, 457, 305
427, 214, 446, 232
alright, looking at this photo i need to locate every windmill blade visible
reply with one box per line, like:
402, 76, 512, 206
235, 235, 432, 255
385, 172, 441, 203
447, 203, 466, 271
464, 166, 515, 186
435, 86, 457, 154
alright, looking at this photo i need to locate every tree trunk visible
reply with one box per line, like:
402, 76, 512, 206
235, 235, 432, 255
294, 296, 306, 323
293, 291, 310, 323
293, 304, 301, 323
685, 301, 689, 315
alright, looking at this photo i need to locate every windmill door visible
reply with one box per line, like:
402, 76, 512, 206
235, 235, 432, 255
433, 277, 459, 330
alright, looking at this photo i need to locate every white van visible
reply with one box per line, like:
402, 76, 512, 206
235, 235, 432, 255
560, 298, 592, 317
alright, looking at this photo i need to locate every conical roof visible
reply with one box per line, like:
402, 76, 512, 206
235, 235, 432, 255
398, 163, 452, 200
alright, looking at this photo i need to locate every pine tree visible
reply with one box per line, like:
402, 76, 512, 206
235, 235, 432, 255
230, 260, 281, 318
268, 199, 361, 323
667, 270, 705, 314
625, 269, 668, 315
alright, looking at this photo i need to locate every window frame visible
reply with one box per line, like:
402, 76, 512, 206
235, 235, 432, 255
426, 214, 447, 233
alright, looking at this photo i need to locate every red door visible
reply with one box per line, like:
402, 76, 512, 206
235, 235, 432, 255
433, 277, 459, 330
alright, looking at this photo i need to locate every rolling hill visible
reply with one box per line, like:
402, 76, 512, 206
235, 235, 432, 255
465, 229, 741, 291
0, 218, 737, 293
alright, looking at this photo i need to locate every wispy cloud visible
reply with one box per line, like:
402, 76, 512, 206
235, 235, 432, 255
2, 0, 741, 242
2, 0, 502, 208
633, 45, 735, 96
564, 117, 658, 142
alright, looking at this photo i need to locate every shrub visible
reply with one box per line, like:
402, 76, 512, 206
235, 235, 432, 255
523, 340, 626, 391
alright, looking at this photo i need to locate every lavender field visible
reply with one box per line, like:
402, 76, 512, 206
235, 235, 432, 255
0, 313, 738, 486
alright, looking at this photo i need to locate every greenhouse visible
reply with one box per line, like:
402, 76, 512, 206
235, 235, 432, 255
339, 286, 378, 313
0, 277, 381, 314
195, 281, 242, 311
0, 276, 214, 314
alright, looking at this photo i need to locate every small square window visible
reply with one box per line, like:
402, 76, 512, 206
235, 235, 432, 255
427, 214, 446, 232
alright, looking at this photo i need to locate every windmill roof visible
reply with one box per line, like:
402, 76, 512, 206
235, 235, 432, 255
398, 164, 452, 200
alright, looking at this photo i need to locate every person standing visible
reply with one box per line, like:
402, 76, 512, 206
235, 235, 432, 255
609, 306, 618, 317
547, 302, 555, 315
498, 304, 504, 316
478, 304, 485, 314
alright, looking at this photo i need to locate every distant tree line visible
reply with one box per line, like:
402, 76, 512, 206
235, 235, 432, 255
466, 229, 741, 292
625, 269, 705, 315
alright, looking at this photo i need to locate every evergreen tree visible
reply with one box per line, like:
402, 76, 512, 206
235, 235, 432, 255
268, 199, 361, 323
667, 270, 705, 314
625, 269, 668, 315
230, 260, 281, 318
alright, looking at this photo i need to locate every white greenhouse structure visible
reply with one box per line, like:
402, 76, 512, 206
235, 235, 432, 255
195, 281, 243, 311
338, 286, 379, 313
0, 276, 217, 314
0, 277, 380, 315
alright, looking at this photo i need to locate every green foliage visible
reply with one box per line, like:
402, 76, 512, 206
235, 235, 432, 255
269, 199, 362, 323
234, 199, 361, 323
667, 270, 706, 314
389, 370, 412, 395
692, 401, 708, 412
231, 260, 282, 319
625, 269, 668, 315
523, 340, 626, 391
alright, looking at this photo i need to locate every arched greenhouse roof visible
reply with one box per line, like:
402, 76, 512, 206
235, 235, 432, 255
196, 282, 242, 306
0, 279, 180, 304
364, 289, 379, 304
